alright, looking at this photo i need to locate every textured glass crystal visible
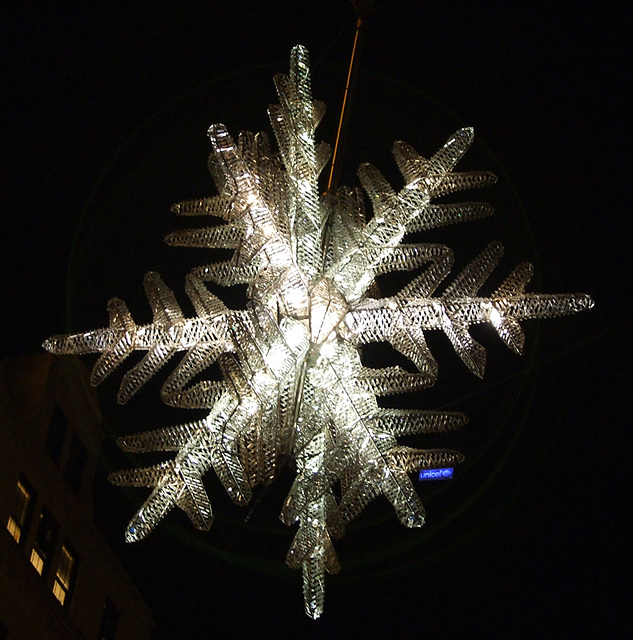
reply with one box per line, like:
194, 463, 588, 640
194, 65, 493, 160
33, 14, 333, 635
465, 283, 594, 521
43, 45, 592, 619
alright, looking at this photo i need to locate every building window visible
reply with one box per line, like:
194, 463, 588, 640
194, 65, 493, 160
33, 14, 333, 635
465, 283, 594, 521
64, 433, 86, 494
98, 598, 119, 640
6, 475, 35, 545
52, 542, 78, 607
30, 547, 45, 574
46, 404, 67, 466
30, 507, 58, 577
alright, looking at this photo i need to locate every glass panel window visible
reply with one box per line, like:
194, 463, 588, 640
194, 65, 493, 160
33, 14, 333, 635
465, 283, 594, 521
30, 548, 45, 575
6, 516, 21, 543
52, 543, 77, 607
99, 597, 119, 640
6, 476, 35, 545
64, 433, 86, 494
31, 507, 58, 577
46, 404, 67, 466
51, 580, 66, 605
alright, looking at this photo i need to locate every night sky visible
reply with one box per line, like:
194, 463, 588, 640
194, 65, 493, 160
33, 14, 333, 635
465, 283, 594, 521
3, 1, 631, 638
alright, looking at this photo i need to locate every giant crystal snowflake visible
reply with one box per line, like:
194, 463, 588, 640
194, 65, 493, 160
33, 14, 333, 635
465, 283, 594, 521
44, 46, 593, 618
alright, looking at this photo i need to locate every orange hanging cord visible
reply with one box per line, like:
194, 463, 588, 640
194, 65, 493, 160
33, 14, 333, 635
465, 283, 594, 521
325, 9, 368, 194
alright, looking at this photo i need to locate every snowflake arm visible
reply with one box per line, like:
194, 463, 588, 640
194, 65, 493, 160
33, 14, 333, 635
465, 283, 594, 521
345, 241, 593, 377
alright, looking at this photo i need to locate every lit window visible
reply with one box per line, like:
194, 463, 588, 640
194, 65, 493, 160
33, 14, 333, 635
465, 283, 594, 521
6, 516, 20, 542
5, 477, 34, 545
30, 548, 45, 575
52, 543, 77, 606
30, 507, 58, 577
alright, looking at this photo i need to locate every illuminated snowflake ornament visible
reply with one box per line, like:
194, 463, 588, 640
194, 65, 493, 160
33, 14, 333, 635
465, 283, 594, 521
44, 46, 593, 618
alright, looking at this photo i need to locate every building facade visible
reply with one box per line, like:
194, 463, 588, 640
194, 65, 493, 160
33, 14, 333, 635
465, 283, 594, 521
0, 354, 154, 640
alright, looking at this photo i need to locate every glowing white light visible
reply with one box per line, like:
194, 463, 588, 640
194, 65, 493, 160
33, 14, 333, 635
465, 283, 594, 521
489, 306, 502, 326
319, 340, 337, 359
43, 45, 592, 619
265, 344, 288, 373
283, 319, 308, 352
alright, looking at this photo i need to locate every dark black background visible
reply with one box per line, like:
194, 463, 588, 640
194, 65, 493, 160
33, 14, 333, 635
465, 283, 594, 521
3, 1, 631, 637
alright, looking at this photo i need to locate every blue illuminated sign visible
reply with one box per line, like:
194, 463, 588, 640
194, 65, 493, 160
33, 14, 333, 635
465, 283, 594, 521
419, 467, 454, 481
